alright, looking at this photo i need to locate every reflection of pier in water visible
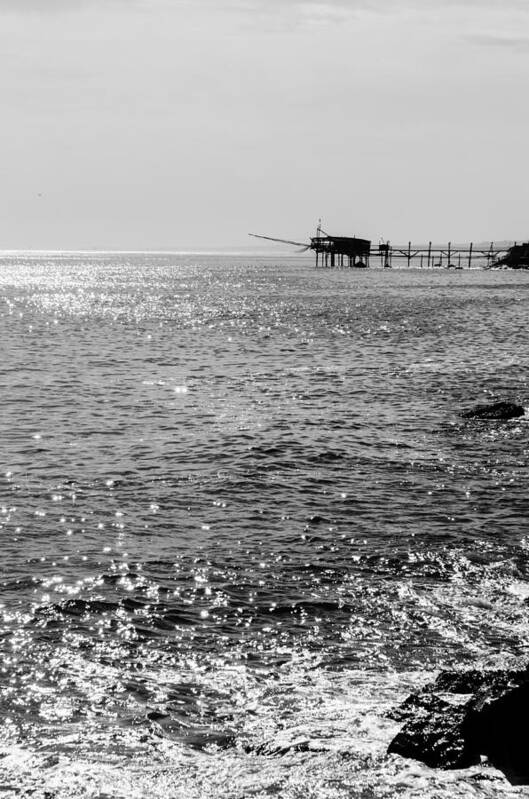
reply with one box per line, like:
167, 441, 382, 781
249, 229, 520, 269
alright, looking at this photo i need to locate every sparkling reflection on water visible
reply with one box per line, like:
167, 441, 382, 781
1, 254, 529, 796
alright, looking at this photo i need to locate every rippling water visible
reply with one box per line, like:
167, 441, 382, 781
1, 253, 529, 797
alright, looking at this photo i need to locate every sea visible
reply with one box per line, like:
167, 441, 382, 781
1, 253, 529, 798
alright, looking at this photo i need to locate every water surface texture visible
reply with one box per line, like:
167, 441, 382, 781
1, 254, 529, 797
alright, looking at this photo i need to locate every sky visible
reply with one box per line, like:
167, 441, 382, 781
0, 0, 528, 249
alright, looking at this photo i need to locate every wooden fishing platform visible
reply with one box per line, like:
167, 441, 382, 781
249, 226, 527, 269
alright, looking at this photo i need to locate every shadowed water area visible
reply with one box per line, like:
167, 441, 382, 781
1, 254, 529, 797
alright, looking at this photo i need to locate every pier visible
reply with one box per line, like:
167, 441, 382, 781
249, 230, 525, 269
356, 241, 511, 270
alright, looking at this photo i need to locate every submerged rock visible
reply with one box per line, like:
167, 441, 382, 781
249, 738, 313, 756
461, 401, 525, 420
388, 668, 529, 784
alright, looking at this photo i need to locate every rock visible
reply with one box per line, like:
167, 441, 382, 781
434, 668, 528, 696
461, 401, 525, 420
387, 688, 454, 723
388, 692, 479, 769
249, 738, 312, 756
469, 682, 529, 785
388, 667, 529, 783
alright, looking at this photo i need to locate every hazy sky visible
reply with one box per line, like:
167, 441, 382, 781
1, 0, 528, 249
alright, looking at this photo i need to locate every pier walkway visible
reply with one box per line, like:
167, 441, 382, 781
324, 242, 512, 269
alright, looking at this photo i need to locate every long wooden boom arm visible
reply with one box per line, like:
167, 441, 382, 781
249, 233, 310, 248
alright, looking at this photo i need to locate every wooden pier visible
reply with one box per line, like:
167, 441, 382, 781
249, 230, 523, 269
352, 241, 512, 270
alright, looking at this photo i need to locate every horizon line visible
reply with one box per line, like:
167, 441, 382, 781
0, 240, 522, 256
0, 248, 311, 256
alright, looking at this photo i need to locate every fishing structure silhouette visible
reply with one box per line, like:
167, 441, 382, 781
250, 223, 529, 270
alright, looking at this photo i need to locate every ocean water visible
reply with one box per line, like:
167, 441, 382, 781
1, 253, 529, 798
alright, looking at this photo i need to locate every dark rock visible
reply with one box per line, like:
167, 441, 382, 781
493, 242, 529, 269
387, 690, 452, 723
388, 667, 529, 782
469, 682, 529, 785
388, 694, 480, 769
388, 669, 529, 723
461, 401, 525, 421
250, 738, 312, 756
146, 710, 169, 722
435, 668, 529, 697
